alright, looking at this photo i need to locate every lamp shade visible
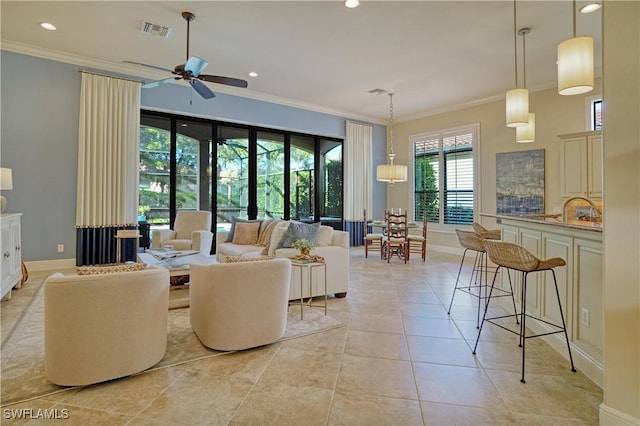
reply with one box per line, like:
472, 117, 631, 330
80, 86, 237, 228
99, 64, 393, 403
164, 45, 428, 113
516, 113, 535, 143
377, 164, 407, 183
506, 88, 529, 127
0, 168, 13, 190
557, 36, 594, 95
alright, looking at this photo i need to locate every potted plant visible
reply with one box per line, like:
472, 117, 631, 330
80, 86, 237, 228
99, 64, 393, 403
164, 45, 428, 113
293, 238, 314, 256
138, 205, 150, 222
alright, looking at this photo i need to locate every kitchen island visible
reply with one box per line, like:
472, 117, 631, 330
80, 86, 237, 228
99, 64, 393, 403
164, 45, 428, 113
480, 213, 603, 387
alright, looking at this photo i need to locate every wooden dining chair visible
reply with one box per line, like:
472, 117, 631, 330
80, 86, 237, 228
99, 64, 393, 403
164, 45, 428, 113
407, 212, 428, 261
363, 209, 383, 258
383, 210, 408, 263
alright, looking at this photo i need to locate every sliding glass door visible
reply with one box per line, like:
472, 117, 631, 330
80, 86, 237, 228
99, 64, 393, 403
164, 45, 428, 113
256, 132, 285, 220
140, 110, 344, 249
216, 126, 249, 224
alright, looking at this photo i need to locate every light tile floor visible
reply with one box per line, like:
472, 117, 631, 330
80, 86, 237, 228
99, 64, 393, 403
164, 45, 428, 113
1, 248, 602, 425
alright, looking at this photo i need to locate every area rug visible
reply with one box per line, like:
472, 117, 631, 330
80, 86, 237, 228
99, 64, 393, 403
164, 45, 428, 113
1, 281, 343, 406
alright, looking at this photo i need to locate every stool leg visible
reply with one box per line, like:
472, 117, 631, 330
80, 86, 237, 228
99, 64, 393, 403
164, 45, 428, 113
551, 269, 577, 373
476, 252, 486, 328
448, 249, 469, 315
472, 266, 500, 355
520, 271, 528, 383
505, 270, 520, 325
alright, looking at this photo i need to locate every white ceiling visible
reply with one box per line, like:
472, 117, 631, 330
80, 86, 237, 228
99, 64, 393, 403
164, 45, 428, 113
0, 1, 602, 123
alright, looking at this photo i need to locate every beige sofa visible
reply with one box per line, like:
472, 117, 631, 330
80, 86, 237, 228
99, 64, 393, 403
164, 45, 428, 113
190, 259, 291, 351
216, 220, 349, 299
44, 266, 169, 386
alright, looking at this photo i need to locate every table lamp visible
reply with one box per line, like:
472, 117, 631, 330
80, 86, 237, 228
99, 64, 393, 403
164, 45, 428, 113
0, 168, 13, 213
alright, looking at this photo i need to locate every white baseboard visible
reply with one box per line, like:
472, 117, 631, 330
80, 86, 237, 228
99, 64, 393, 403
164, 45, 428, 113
600, 403, 640, 425
25, 258, 76, 272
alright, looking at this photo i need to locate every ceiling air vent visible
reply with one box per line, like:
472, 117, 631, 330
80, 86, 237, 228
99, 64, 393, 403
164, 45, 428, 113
140, 21, 172, 38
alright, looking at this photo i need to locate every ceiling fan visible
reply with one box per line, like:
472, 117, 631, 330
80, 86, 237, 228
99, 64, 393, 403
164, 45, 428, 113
125, 11, 248, 99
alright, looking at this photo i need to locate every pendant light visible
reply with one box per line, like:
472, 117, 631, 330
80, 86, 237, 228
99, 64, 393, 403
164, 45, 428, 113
376, 93, 407, 185
557, 0, 594, 95
506, 0, 529, 127
516, 28, 535, 143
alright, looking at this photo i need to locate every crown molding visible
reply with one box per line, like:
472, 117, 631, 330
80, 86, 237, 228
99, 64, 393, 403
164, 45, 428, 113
1, 40, 387, 126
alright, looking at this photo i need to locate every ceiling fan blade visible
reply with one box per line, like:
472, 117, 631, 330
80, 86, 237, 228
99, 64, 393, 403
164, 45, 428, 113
142, 77, 177, 89
198, 74, 248, 88
189, 79, 216, 99
123, 60, 173, 74
184, 56, 208, 77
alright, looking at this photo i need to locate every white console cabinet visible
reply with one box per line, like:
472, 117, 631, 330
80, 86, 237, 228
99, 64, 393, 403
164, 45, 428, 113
1, 213, 22, 300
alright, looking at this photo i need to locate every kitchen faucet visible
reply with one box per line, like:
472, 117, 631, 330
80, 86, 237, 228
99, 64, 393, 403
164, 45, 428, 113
562, 196, 602, 222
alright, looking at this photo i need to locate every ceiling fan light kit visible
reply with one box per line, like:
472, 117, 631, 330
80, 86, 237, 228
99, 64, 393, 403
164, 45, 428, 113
136, 11, 248, 100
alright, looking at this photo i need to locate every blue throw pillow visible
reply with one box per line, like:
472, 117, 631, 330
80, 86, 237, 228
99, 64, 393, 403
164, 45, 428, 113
277, 222, 321, 249
226, 218, 263, 243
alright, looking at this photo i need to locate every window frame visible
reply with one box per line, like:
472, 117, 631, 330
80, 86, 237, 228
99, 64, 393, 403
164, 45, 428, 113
585, 94, 603, 131
411, 123, 480, 230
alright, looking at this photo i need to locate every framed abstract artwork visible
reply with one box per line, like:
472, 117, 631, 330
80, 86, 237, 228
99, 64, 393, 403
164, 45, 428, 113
496, 149, 545, 215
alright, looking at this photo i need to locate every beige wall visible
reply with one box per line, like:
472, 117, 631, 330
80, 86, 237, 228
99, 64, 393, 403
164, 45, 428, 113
389, 80, 601, 250
601, 1, 639, 424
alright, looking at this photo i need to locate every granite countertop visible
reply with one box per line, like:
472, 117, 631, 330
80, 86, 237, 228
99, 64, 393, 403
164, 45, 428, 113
481, 213, 603, 233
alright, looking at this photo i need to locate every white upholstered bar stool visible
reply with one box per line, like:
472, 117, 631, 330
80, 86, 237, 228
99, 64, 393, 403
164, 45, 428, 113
473, 240, 576, 383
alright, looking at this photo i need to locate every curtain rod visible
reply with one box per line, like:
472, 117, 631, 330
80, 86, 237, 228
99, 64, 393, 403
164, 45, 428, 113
79, 69, 143, 84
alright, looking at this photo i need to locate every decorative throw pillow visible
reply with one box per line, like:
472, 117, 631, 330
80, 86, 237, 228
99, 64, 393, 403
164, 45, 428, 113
315, 225, 334, 246
226, 255, 274, 263
267, 221, 290, 256
77, 262, 146, 275
277, 221, 321, 249
225, 218, 263, 243
232, 221, 261, 245
256, 219, 276, 247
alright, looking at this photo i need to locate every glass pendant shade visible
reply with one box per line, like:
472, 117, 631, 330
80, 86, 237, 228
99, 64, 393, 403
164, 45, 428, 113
506, 88, 529, 127
516, 113, 535, 143
377, 163, 408, 183
557, 36, 594, 95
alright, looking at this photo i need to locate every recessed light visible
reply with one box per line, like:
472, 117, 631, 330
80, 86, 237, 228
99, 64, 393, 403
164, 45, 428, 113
248, 72, 258, 78
580, 3, 601, 13
40, 22, 57, 31
345, 0, 359, 8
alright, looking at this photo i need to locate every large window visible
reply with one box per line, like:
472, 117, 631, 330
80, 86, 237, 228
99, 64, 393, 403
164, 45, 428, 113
413, 126, 476, 225
139, 110, 344, 240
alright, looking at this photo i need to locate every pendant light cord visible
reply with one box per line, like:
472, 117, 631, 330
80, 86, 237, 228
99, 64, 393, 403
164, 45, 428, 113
572, 0, 577, 38
513, 0, 519, 88
388, 93, 395, 162
522, 30, 527, 88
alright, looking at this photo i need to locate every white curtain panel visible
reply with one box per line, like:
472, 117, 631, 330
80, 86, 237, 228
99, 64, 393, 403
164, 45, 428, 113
76, 72, 141, 227
344, 121, 373, 221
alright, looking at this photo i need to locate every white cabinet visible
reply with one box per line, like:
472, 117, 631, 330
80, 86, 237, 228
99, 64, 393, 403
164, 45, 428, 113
495, 217, 603, 387
1, 213, 22, 300
560, 131, 603, 198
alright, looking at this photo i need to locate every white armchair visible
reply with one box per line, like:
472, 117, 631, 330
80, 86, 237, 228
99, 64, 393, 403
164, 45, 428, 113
189, 259, 291, 351
152, 210, 213, 254
44, 266, 170, 386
